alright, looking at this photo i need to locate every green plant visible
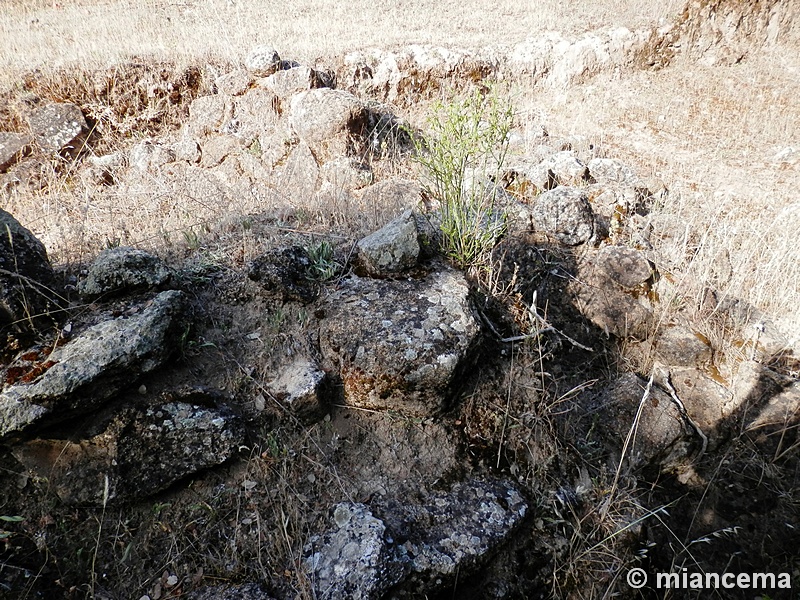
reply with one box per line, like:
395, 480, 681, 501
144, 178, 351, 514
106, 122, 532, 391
412, 89, 513, 269
305, 240, 341, 281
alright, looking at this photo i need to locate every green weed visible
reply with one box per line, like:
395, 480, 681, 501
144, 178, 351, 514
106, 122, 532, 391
412, 89, 513, 269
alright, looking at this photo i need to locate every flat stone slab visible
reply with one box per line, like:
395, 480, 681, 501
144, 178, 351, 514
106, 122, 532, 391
319, 269, 480, 416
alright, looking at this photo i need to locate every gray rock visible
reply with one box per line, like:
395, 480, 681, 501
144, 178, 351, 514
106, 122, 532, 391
247, 246, 318, 303
289, 89, 368, 160
245, 46, 281, 77
665, 366, 733, 450
172, 137, 201, 163
0, 209, 63, 354
78, 246, 171, 300
596, 245, 653, 289
28, 102, 89, 153
215, 68, 252, 96
588, 158, 641, 186
355, 210, 421, 276
360, 178, 421, 213
0, 290, 185, 440
572, 245, 654, 339
528, 186, 595, 245
231, 88, 281, 140
129, 139, 176, 172
306, 479, 527, 600
184, 583, 277, 600
598, 373, 700, 470
269, 358, 326, 420
654, 325, 714, 367
319, 269, 480, 415
279, 140, 319, 202
199, 135, 243, 168
12, 398, 244, 505
306, 503, 407, 600
542, 151, 590, 186
0, 132, 32, 173
382, 479, 528, 596
187, 95, 234, 137
261, 65, 316, 98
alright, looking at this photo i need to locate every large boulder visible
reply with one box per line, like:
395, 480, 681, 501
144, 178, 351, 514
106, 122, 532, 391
0, 290, 185, 441
27, 102, 89, 154
305, 503, 407, 600
319, 269, 480, 416
12, 398, 244, 505
289, 89, 368, 160
305, 479, 527, 600
596, 373, 702, 471
571, 245, 654, 338
0, 209, 63, 355
527, 186, 596, 245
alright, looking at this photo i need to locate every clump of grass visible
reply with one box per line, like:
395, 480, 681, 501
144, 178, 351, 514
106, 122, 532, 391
411, 88, 513, 269
305, 240, 341, 281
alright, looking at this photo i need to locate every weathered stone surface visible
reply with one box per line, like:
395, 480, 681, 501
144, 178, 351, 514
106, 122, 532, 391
247, 246, 318, 303
261, 65, 315, 98
572, 246, 654, 339
598, 373, 699, 470
0, 290, 185, 440
172, 136, 201, 163
0, 209, 63, 354
245, 46, 281, 77
509, 28, 653, 86
278, 140, 319, 201
746, 380, 800, 452
231, 88, 281, 140
355, 210, 421, 277
596, 244, 653, 289
129, 139, 176, 172
289, 89, 368, 160
184, 583, 277, 600
199, 135, 243, 168
269, 358, 326, 420
666, 366, 734, 448
12, 398, 244, 505
0, 132, 32, 173
654, 325, 713, 367
319, 269, 480, 415
380, 479, 528, 596
306, 502, 407, 600
187, 95, 234, 137
588, 157, 641, 186
340, 45, 497, 105
305, 479, 527, 600
28, 103, 88, 153
215, 68, 252, 96
77, 246, 171, 300
528, 186, 595, 245
542, 151, 590, 186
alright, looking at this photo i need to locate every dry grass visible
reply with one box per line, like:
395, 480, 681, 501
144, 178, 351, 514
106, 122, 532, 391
519, 44, 800, 341
0, 0, 684, 89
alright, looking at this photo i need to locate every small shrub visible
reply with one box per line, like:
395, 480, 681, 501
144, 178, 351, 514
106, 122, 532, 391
412, 89, 513, 269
